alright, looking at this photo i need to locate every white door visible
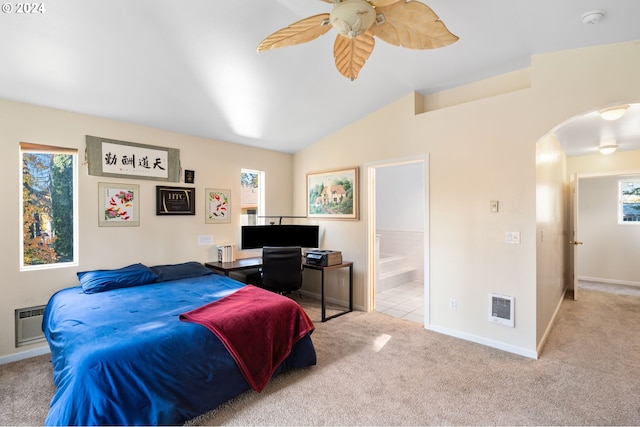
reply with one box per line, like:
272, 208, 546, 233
568, 174, 583, 300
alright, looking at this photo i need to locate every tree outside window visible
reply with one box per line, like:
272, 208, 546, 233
21, 143, 78, 269
241, 169, 264, 225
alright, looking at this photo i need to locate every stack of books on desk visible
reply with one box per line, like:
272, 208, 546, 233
216, 244, 235, 263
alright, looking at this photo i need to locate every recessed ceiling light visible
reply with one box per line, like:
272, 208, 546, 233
599, 104, 629, 121
599, 140, 618, 155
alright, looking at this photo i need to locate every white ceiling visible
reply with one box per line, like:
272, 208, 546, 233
1, 0, 639, 155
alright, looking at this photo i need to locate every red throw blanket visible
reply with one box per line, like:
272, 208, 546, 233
179, 285, 315, 392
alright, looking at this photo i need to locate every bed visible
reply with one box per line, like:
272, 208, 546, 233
42, 262, 317, 426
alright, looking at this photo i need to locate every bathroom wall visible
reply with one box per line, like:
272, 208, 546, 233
375, 162, 424, 283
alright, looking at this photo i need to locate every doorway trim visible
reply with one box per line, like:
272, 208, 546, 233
365, 154, 430, 328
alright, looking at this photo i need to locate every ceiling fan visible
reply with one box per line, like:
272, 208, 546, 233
257, 0, 459, 80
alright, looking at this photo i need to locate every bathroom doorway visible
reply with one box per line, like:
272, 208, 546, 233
366, 156, 429, 326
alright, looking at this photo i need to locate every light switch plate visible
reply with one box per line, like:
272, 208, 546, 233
490, 200, 499, 213
505, 232, 520, 244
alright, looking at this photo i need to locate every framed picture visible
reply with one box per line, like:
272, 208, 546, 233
307, 167, 359, 219
185, 170, 195, 184
205, 188, 231, 223
98, 182, 140, 227
86, 135, 180, 182
156, 186, 196, 215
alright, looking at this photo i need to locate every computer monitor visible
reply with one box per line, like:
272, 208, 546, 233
241, 225, 319, 249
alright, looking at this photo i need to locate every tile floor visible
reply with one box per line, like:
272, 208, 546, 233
375, 281, 424, 324
374, 280, 640, 326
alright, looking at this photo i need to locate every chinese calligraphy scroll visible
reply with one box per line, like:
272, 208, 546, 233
86, 135, 180, 182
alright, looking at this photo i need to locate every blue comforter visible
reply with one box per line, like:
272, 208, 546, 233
42, 274, 316, 426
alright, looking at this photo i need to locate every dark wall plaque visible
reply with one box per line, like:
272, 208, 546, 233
156, 186, 195, 215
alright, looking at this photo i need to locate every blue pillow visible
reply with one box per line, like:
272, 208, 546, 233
150, 261, 212, 282
78, 263, 158, 294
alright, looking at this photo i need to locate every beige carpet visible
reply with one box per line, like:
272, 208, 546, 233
2, 283, 640, 425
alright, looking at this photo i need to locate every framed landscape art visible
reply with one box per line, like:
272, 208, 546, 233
307, 167, 358, 220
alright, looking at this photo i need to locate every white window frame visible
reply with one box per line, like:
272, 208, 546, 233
618, 179, 640, 224
241, 169, 265, 225
20, 143, 79, 271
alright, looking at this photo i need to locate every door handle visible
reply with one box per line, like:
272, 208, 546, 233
569, 240, 583, 245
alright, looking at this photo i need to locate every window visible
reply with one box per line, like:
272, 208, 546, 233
20, 143, 78, 270
619, 179, 640, 223
240, 169, 265, 225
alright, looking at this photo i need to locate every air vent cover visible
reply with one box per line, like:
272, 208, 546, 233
15, 305, 46, 346
488, 293, 514, 327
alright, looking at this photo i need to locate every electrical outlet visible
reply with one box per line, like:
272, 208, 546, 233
198, 235, 214, 246
339, 279, 345, 288
449, 299, 457, 310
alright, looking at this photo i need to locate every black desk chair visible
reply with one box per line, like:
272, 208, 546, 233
257, 246, 303, 295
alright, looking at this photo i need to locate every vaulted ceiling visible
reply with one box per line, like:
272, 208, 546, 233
1, 0, 639, 155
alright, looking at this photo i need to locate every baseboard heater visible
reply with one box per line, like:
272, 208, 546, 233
15, 305, 46, 347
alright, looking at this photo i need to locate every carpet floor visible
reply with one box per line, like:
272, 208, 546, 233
1, 281, 639, 425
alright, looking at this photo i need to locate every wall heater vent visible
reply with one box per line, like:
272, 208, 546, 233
15, 305, 46, 347
488, 293, 514, 327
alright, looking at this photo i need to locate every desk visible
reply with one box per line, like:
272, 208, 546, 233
205, 258, 262, 276
204, 258, 353, 322
303, 261, 353, 322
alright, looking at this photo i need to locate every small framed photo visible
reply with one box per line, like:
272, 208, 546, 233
185, 170, 195, 184
205, 188, 231, 223
307, 167, 358, 220
156, 186, 196, 215
98, 182, 140, 227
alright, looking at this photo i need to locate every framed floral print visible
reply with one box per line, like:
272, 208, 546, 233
205, 188, 231, 223
98, 182, 140, 227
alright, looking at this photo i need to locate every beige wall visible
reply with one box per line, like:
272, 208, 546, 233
2, 40, 639, 362
294, 40, 640, 357
535, 133, 568, 348
568, 149, 640, 176
0, 99, 293, 361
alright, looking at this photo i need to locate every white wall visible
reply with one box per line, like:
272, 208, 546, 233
293, 40, 640, 357
375, 162, 425, 283
376, 163, 424, 232
577, 174, 640, 285
0, 99, 293, 361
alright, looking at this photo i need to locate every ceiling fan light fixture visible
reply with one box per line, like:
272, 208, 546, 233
330, 0, 376, 38
599, 140, 618, 155
599, 104, 629, 121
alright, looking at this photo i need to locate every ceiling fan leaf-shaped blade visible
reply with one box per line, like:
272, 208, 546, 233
257, 13, 331, 52
369, 1, 458, 49
368, 0, 402, 7
333, 32, 375, 80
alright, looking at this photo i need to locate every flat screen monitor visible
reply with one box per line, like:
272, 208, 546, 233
241, 225, 319, 249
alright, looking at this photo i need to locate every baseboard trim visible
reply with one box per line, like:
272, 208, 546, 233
428, 324, 538, 360
0, 345, 50, 365
579, 276, 640, 288
536, 287, 567, 356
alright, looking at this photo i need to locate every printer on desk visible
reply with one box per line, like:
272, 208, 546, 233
305, 250, 342, 266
